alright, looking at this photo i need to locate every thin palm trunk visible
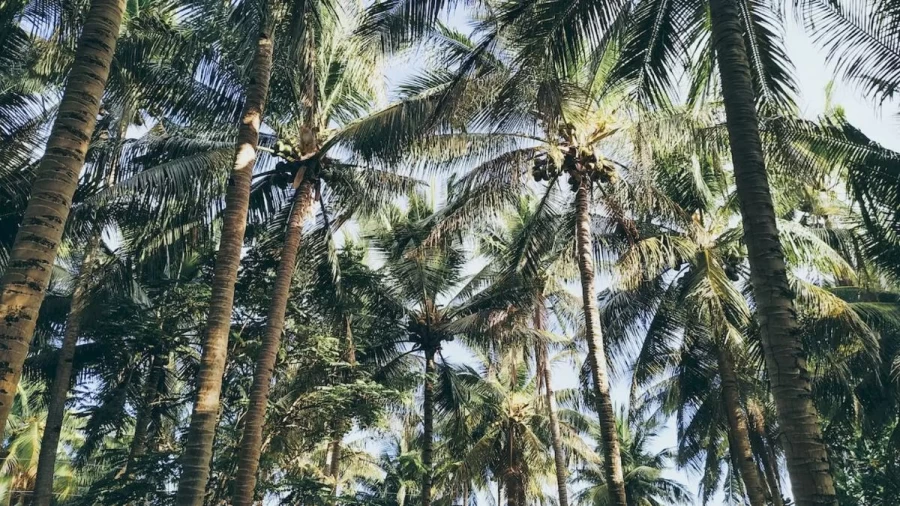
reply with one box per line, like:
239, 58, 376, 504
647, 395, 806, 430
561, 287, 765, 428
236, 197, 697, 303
535, 300, 569, 506
31, 237, 99, 506
326, 316, 353, 505
0, 0, 125, 436
574, 180, 627, 506
716, 346, 768, 506
125, 350, 168, 475
751, 411, 785, 506
421, 347, 435, 506
175, 24, 276, 506
232, 180, 315, 506
327, 435, 341, 498
708, 0, 836, 502
761, 444, 785, 506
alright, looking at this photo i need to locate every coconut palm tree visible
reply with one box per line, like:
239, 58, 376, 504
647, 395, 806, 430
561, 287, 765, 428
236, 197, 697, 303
443, 0, 838, 500
438, 351, 598, 506
366, 194, 469, 506
574, 409, 692, 506
366, 190, 535, 506
471, 196, 588, 506
0, 0, 127, 437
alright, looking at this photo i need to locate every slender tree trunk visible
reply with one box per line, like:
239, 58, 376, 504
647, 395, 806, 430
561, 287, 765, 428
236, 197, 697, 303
231, 180, 315, 506
708, 0, 836, 503
574, 180, 627, 506
0, 0, 125, 437
175, 24, 276, 506
327, 435, 341, 498
31, 236, 100, 506
762, 445, 785, 506
124, 350, 168, 476
750, 409, 785, 506
535, 300, 570, 506
342, 315, 355, 366
421, 347, 435, 506
716, 346, 768, 506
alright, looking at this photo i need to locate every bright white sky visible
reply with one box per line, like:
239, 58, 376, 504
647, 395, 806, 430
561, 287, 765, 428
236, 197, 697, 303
372, 7, 900, 506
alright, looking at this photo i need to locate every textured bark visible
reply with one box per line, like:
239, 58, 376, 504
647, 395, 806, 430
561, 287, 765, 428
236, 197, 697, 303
535, 301, 570, 506
0, 0, 125, 436
231, 181, 315, 506
574, 181, 627, 506
421, 347, 435, 506
708, 0, 836, 503
175, 26, 275, 506
31, 239, 98, 506
716, 347, 767, 506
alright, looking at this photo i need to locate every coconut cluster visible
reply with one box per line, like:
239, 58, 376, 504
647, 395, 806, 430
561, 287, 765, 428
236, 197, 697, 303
532, 146, 618, 192
271, 137, 334, 186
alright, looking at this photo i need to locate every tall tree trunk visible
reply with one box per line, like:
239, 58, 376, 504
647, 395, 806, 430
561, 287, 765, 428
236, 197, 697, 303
421, 347, 435, 506
231, 180, 315, 506
175, 24, 276, 506
0, 0, 125, 437
124, 350, 168, 476
574, 180, 627, 506
716, 346, 768, 506
535, 300, 570, 506
32, 235, 103, 506
708, 0, 836, 503
504, 472, 525, 506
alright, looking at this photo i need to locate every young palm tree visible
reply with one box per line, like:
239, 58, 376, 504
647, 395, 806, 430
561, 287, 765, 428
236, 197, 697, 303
574, 409, 692, 506
474, 197, 585, 506
0, 381, 83, 505
0, 0, 126, 437
438, 351, 598, 506
367, 194, 468, 506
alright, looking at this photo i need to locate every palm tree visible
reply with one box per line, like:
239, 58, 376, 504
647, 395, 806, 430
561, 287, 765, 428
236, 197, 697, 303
601, 136, 857, 503
173, 0, 277, 498
438, 351, 598, 506
407, 25, 652, 504
367, 191, 530, 506
575, 409, 692, 506
439, 0, 839, 500
703, 5, 836, 494
0, 381, 83, 505
230, 3, 442, 498
367, 194, 468, 506
475, 196, 586, 506
0, 0, 126, 437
